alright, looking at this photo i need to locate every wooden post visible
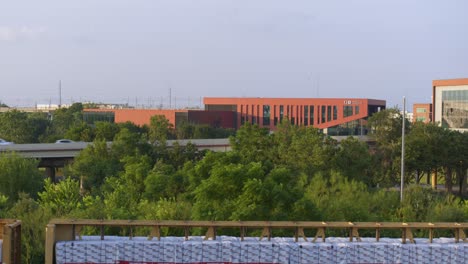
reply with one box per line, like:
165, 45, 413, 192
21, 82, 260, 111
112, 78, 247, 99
45, 224, 56, 264
313, 227, 326, 242
295, 227, 307, 242
148, 225, 161, 241
3, 224, 12, 264
204, 226, 216, 240
260, 227, 271, 241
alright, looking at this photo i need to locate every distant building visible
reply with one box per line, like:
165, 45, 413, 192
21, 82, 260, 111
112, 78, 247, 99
413, 103, 432, 123
83, 108, 236, 129
204, 97, 386, 136
432, 78, 468, 132
84, 97, 386, 136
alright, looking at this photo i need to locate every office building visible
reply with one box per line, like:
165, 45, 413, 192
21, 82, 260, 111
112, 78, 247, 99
432, 78, 468, 132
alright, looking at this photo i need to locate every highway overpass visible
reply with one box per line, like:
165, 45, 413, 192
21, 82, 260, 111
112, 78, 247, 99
0, 136, 370, 181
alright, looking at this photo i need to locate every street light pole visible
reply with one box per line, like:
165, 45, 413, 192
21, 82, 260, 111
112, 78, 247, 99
400, 96, 406, 202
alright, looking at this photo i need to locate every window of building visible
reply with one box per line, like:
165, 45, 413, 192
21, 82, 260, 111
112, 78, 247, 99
241, 105, 245, 125
287, 105, 290, 119
441, 90, 468, 129
273, 105, 277, 126
296, 105, 300, 125
355, 106, 360, 115
416, 117, 426, 122
280, 105, 284, 122
416, 108, 426, 113
333, 105, 338, 120
327, 106, 332, 122
251, 104, 255, 124
257, 105, 260, 124
344, 105, 353, 117
317, 105, 320, 124
321, 105, 326, 123
310, 105, 314, 125
263, 105, 270, 126
304, 105, 309, 126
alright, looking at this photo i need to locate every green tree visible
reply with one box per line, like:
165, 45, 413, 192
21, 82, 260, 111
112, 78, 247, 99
38, 178, 83, 216
398, 185, 437, 222
192, 162, 263, 220
71, 139, 120, 194
333, 137, 375, 185
64, 121, 94, 142
367, 108, 409, 186
27, 112, 50, 143
0, 110, 34, 143
149, 115, 174, 143
304, 172, 374, 221
0, 152, 43, 202
6, 193, 52, 264
232, 167, 318, 221
230, 122, 272, 165
49, 103, 84, 140
273, 123, 337, 176
94, 121, 120, 141
111, 127, 153, 160
144, 161, 188, 201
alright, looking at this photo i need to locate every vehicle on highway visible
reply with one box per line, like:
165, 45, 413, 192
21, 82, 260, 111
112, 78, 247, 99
55, 139, 75, 144
0, 138, 14, 145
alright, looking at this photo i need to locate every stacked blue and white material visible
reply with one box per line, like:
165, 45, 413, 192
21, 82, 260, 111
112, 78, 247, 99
55, 236, 468, 264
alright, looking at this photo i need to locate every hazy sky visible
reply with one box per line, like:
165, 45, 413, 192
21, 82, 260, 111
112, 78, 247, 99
1, 0, 467, 109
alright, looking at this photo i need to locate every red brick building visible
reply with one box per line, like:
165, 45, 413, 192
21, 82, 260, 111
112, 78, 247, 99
84, 97, 386, 136
412, 103, 432, 123
204, 97, 385, 136
83, 108, 236, 129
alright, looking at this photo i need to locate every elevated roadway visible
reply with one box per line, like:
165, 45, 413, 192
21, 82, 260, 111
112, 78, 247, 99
0, 136, 371, 181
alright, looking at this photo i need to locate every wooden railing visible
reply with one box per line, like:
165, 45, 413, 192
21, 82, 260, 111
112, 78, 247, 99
45, 219, 468, 264
0, 219, 21, 264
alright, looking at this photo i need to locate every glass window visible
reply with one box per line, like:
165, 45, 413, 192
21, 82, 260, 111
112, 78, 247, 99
304, 106, 309, 126
280, 105, 284, 122
263, 105, 270, 126
257, 105, 260, 124
251, 104, 255, 124
296, 105, 300, 125
327, 106, 332, 122
274, 105, 277, 126
310, 105, 314, 125
241, 105, 245, 125
416, 108, 426, 113
416, 117, 426, 122
246, 105, 249, 123
321, 105, 326, 123
344, 106, 353, 117
355, 106, 360, 115
442, 90, 468, 129
317, 105, 320, 124
333, 105, 338, 120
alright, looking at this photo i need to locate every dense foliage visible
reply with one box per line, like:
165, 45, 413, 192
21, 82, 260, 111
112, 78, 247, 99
0, 107, 467, 263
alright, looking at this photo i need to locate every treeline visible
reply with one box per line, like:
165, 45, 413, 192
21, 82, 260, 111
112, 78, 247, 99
0, 103, 235, 144
0, 107, 467, 263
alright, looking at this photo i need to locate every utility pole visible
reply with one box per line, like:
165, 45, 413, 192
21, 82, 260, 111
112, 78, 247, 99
400, 96, 406, 202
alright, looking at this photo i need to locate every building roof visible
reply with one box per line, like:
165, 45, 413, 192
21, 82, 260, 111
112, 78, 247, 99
433, 78, 468, 87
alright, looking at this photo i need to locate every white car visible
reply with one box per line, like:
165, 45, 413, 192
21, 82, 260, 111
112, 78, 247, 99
0, 138, 14, 145
55, 139, 75, 144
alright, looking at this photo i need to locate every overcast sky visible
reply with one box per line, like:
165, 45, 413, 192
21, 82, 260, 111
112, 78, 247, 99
1, 0, 467, 109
